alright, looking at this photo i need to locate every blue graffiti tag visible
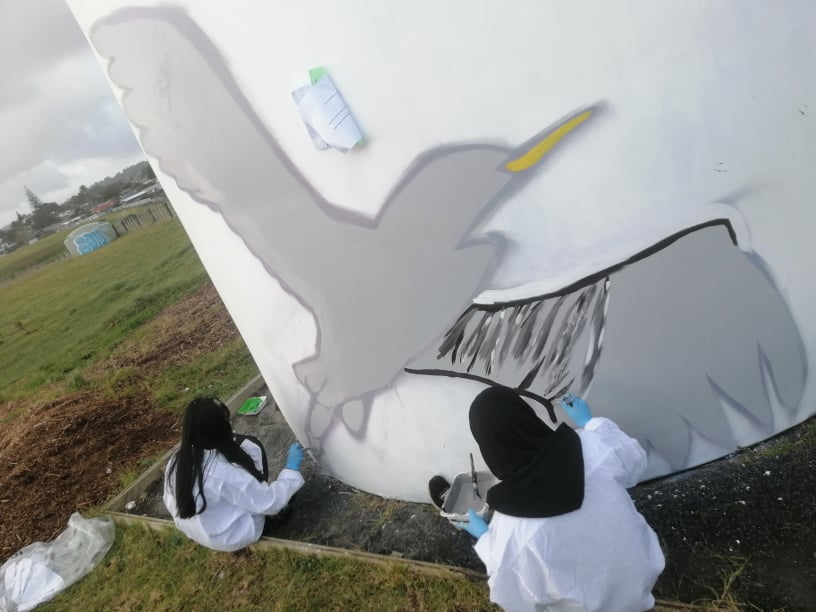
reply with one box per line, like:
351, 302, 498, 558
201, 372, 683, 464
74, 229, 109, 255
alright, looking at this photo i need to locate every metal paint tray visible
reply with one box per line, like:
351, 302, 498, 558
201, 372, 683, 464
440, 471, 495, 521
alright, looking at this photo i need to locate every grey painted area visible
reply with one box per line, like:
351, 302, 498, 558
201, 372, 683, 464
414, 226, 805, 470
89, 7, 596, 412
409, 277, 609, 403
589, 226, 805, 469
88, 6, 807, 477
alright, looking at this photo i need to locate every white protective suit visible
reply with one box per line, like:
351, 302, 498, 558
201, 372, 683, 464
163, 438, 304, 551
473, 417, 665, 612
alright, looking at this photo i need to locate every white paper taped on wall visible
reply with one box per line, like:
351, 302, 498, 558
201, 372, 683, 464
292, 68, 363, 152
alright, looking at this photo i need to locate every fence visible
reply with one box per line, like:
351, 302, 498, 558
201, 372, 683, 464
110, 201, 176, 236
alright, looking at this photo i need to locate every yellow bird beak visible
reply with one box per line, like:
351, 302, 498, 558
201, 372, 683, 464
505, 109, 593, 173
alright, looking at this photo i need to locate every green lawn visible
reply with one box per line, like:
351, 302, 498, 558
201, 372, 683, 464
0, 219, 207, 401
0, 229, 71, 282
0, 203, 169, 283
0, 216, 501, 612
41, 524, 495, 612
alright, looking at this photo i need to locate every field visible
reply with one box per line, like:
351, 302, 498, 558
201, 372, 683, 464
0, 203, 171, 285
0, 219, 259, 558
0, 217, 500, 611
0, 229, 71, 284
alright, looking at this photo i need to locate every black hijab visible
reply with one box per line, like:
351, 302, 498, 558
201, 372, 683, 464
469, 385, 584, 518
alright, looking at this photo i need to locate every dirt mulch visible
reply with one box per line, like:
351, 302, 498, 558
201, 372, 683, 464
0, 281, 242, 562
0, 393, 179, 560
92, 281, 241, 374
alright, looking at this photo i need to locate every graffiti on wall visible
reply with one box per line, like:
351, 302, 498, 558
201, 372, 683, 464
74, 229, 110, 254
87, 6, 808, 484
65, 222, 117, 257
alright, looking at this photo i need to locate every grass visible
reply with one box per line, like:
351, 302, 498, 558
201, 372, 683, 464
744, 416, 816, 462
0, 215, 499, 612
0, 220, 207, 402
351, 491, 405, 530
118, 454, 169, 490
147, 338, 260, 410
689, 554, 781, 612
0, 215, 502, 612
0, 229, 71, 282
40, 524, 496, 612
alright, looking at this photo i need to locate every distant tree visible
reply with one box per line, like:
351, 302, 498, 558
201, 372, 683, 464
8, 216, 30, 244
24, 186, 44, 209
144, 164, 156, 180
0, 228, 12, 248
63, 193, 85, 217
99, 183, 123, 202
24, 186, 60, 231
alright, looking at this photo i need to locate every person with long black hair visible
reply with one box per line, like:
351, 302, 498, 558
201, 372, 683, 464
453, 386, 664, 612
163, 397, 305, 552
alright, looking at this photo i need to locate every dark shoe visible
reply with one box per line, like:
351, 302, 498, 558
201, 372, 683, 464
263, 503, 293, 534
428, 475, 451, 511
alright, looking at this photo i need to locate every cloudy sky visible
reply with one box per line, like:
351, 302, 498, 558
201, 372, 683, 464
0, 0, 144, 228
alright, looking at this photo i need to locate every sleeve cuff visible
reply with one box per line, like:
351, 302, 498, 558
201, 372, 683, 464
279, 468, 306, 485
583, 416, 607, 431
473, 531, 490, 560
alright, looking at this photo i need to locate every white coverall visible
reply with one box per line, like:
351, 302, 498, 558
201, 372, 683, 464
473, 417, 665, 612
163, 438, 304, 552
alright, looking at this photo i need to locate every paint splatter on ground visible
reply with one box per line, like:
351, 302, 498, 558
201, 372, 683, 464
632, 421, 816, 610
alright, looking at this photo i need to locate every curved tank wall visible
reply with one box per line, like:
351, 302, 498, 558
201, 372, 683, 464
67, 0, 816, 501
64, 221, 117, 256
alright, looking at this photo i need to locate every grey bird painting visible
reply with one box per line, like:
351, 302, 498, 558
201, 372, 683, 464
90, 7, 596, 409
90, 6, 806, 476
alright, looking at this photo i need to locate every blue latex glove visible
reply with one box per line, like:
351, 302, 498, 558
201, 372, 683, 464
560, 393, 592, 428
285, 443, 304, 471
452, 508, 489, 539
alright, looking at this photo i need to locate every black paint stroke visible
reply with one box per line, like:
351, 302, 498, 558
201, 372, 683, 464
472, 218, 737, 310
403, 367, 558, 423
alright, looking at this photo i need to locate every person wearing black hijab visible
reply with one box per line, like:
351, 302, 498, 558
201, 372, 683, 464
456, 385, 664, 612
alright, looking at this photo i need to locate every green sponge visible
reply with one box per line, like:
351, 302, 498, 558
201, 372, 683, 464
237, 395, 268, 416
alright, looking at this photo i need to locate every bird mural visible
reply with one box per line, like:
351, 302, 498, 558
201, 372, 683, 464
90, 7, 597, 409
90, 6, 807, 479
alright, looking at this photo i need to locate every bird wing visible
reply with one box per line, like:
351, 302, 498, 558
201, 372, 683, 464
90, 7, 370, 285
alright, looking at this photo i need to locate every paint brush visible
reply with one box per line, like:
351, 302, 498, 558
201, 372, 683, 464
470, 453, 482, 500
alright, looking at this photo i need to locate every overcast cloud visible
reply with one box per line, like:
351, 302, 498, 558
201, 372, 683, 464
0, 0, 144, 227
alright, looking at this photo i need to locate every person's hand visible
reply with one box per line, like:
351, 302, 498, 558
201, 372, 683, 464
452, 508, 488, 539
560, 393, 592, 428
285, 443, 304, 471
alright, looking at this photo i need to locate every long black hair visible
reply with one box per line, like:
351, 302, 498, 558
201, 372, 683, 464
168, 397, 265, 518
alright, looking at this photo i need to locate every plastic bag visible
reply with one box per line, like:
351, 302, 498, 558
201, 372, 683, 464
0, 513, 115, 612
